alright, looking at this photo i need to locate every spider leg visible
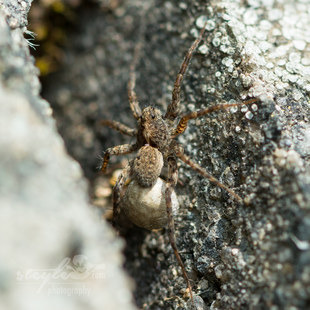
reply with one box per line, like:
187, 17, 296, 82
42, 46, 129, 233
165, 24, 207, 122
113, 161, 132, 227
172, 98, 257, 137
128, 42, 142, 120
165, 156, 195, 306
101, 120, 137, 137
101, 143, 137, 172
174, 144, 242, 202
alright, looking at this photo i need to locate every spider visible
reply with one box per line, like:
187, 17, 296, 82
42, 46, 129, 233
100, 23, 256, 308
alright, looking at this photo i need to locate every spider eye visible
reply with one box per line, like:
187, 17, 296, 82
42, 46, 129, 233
151, 114, 155, 119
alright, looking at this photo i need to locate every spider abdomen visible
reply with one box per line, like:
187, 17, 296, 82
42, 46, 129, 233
132, 145, 163, 187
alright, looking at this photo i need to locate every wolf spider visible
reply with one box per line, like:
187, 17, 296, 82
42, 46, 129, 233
100, 23, 256, 307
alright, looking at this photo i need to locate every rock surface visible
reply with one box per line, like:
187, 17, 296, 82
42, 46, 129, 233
23, 0, 310, 309
0, 2, 136, 310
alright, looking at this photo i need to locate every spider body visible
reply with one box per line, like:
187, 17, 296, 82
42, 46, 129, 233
100, 22, 256, 308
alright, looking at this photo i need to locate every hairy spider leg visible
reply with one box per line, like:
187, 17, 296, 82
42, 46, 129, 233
101, 120, 137, 137
128, 42, 142, 119
165, 23, 207, 122
165, 156, 195, 306
101, 143, 137, 172
173, 98, 257, 137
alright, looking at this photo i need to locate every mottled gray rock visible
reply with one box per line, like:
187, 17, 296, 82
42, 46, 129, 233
41, 0, 310, 309
0, 4, 136, 310
1, 0, 31, 29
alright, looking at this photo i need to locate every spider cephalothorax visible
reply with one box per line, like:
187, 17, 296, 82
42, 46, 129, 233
139, 107, 171, 153
100, 22, 256, 308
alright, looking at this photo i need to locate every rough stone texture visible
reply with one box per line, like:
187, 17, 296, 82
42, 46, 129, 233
1, 0, 31, 29
0, 2, 136, 310
40, 0, 310, 309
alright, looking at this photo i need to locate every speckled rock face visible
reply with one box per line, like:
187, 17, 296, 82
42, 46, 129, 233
122, 178, 179, 230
